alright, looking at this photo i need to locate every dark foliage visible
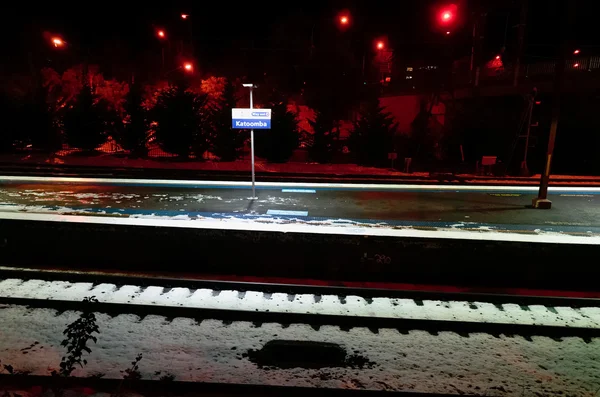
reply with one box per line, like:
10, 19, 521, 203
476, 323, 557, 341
120, 83, 149, 157
255, 92, 299, 163
121, 353, 143, 380
308, 110, 339, 163
349, 92, 397, 166
62, 85, 113, 151
211, 79, 246, 161
22, 85, 60, 151
151, 85, 209, 158
54, 296, 99, 377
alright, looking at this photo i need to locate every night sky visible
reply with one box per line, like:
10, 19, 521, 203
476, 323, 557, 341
1, 0, 599, 80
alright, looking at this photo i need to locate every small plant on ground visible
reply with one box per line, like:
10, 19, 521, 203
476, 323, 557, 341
121, 353, 143, 380
113, 353, 143, 397
160, 373, 175, 382
53, 296, 100, 377
1, 359, 32, 376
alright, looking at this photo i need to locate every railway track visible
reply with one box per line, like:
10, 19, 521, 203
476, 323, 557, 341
1, 267, 600, 340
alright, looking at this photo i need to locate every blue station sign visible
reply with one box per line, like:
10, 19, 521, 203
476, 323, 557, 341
232, 108, 272, 129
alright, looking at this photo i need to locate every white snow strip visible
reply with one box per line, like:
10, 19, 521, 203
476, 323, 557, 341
0, 306, 598, 395
282, 189, 317, 193
3, 175, 600, 193
1, 278, 599, 329
0, 211, 598, 245
266, 209, 309, 216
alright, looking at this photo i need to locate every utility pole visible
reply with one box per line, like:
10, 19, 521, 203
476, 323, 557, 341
532, 1, 571, 209
470, 8, 486, 87
243, 84, 258, 199
520, 89, 536, 176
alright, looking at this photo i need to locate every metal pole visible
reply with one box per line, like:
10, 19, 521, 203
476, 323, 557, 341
520, 95, 534, 175
532, 0, 569, 209
250, 87, 256, 199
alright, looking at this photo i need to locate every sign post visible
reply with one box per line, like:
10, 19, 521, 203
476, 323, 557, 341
388, 152, 397, 169
232, 87, 271, 199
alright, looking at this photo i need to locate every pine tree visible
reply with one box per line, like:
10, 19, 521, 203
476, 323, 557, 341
308, 110, 339, 163
255, 92, 299, 163
120, 82, 149, 157
349, 93, 397, 167
22, 84, 60, 151
211, 79, 246, 161
62, 84, 112, 151
151, 85, 209, 158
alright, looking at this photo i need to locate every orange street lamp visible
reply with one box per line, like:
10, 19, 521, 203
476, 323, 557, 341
52, 37, 64, 48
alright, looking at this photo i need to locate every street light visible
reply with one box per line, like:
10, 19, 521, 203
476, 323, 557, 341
51, 37, 64, 48
183, 62, 193, 72
438, 5, 457, 25
377, 41, 385, 50
340, 15, 349, 24
156, 29, 167, 71
243, 83, 258, 199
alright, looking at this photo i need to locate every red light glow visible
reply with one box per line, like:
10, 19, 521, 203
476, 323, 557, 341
157, 30, 166, 39
574, 49, 580, 55
181, 14, 189, 19
446, 31, 451, 35
574, 63, 580, 68
495, 55, 501, 60
52, 37, 64, 47
438, 5, 457, 26
340, 16, 348, 24
377, 41, 384, 50
184, 63, 193, 72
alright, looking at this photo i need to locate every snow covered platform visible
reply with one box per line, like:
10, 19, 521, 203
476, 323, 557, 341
1, 176, 600, 291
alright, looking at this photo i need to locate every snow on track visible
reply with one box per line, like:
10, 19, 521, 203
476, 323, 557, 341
1, 278, 600, 329
0, 306, 599, 395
